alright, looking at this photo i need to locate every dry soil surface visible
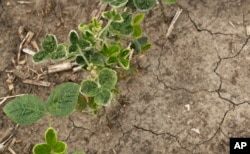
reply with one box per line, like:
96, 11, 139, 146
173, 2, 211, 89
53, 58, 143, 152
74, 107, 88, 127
1, 0, 250, 154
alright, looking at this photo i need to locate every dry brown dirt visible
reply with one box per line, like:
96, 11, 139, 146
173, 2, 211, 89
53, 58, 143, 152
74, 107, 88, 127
1, 0, 250, 154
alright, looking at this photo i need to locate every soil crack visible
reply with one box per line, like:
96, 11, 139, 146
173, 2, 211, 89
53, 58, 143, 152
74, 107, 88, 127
187, 11, 236, 36
133, 125, 192, 152
213, 36, 250, 105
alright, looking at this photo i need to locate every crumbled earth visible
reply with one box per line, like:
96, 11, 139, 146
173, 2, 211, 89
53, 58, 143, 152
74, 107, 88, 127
1, 0, 250, 154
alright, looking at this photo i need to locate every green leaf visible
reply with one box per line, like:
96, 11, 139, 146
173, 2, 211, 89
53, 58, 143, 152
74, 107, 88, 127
109, 45, 120, 57
165, 0, 176, 5
107, 56, 118, 65
3, 95, 46, 126
76, 94, 88, 111
102, 0, 128, 8
141, 43, 151, 51
45, 127, 57, 147
126, 0, 137, 11
78, 23, 89, 33
94, 88, 112, 106
42, 34, 58, 53
102, 10, 123, 22
120, 12, 132, 26
137, 36, 148, 45
69, 44, 79, 53
33, 143, 51, 154
33, 50, 49, 63
102, 45, 120, 57
88, 97, 99, 114
78, 39, 91, 49
76, 56, 86, 66
80, 80, 98, 97
133, 14, 145, 25
69, 30, 79, 44
47, 83, 80, 117
119, 58, 130, 69
110, 12, 133, 35
111, 88, 120, 95
98, 68, 117, 90
53, 141, 67, 154
133, 0, 156, 10
132, 25, 142, 38
120, 49, 130, 58
90, 52, 105, 66
131, 39, 141, 53
51, 44, 66, 60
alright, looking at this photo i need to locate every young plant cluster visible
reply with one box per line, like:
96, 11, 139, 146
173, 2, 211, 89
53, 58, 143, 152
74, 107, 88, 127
3, 0, 176, 153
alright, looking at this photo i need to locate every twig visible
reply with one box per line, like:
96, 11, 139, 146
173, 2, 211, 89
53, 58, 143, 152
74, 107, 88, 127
90, 2, 108, 20
22, 48, 36, 56
165, 8, 182, 38
0, 98, 7, 106
0, 125, 19, 152
7, 138, 17, 154
47, 62, 74, 74
17, 33, 30, 63
22, 79, 51, 87
0, 94, 26, 102
17, 1, 32, 4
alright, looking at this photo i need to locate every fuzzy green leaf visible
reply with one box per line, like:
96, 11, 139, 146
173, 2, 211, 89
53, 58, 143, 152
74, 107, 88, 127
78, 23, 89, 33
165, 0, 176, 5
119, 58, 129, 69
88, 98, 99, 114
102, 10, 123, 22
111, 12, 133, 35
94, 88, 112, 106
33, 50, 49, 63
126, 0, 137, 10
69, 44, 79, 53
131, 39, 141, 53
76, 56, 86, 66
45, 127, 57, 147
107, 56, 118, 65
137, 36, 148, 45
90, 52, 105, 66
109, 45, 121, 57
111, 88, 120, 95
120, 49, 130, 58
102, 45, 120, 57
76, 94, 88, 111
98, 68, 117, 90
69, 30, 79, 44
47, 83, 80, 117
51, 44, 66, 60
42, 34, 57, 53
132, 25, 142, 38
3, 95, 46, 126
133, 0, 156, 10
33, 143, 51, 154
141, 43, 151, 51
102, 0, 128, 8
80, 80, 98, 97
53, 141, 67, 154
133, 14, 145, 25
78, 39, 91, 49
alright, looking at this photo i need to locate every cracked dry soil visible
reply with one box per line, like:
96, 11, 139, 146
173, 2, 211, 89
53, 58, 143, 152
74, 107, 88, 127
1, 0, 250, 154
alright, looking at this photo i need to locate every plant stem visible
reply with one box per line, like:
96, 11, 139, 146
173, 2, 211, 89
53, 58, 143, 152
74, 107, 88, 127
98, 20, 112, 39
80, 52, 90, 66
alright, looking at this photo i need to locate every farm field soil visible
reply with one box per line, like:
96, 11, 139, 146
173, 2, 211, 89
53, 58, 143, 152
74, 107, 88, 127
1, 0, 250, 153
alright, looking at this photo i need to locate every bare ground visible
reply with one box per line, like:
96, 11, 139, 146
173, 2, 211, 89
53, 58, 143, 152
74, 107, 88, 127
0, 0, 250, 154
